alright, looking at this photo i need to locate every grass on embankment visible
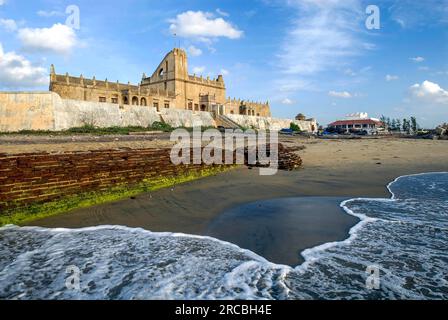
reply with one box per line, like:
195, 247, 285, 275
0, 166, 234, 227
0, 123, 217, 136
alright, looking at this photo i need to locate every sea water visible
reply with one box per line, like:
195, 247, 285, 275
0, 172, 447, 300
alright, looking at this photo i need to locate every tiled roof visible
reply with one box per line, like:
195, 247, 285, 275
329, 119, 383, 126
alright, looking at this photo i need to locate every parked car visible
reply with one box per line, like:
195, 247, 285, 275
279, 128, 294, 135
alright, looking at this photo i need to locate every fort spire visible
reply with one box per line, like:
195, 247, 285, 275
50, 64, 56, 82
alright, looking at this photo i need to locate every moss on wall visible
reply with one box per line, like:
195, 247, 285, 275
0, 166, 234, 226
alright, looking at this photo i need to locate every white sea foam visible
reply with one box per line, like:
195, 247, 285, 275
1, 172, 447, 300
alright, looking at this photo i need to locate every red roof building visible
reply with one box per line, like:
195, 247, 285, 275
328, 114, 384, 134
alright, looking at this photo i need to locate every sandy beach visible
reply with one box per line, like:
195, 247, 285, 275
22, 137, 448, 265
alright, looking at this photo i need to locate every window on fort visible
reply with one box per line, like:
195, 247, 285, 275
159, 69, 164, 77
188, 102, 193, 110
141, 98, 147, 106
99, 97, 106, 103
123, 97, 129, 105
194, 104, 199, 111
132, 97, 139, 105
154, 102, 159, 112
230, 111, 234, 114
257, 113, 260, 117
111, 97, 118, 104
164, 102, 170, 109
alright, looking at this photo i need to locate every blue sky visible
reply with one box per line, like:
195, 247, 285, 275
0, 0, 447, 127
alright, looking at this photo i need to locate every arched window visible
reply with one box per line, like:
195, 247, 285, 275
141, 98, 147, 106
123, 96, 129, 105
159, 68, 164, 77
132, 96, 139, 105
230, 110, 234, 114
200, 104, 207, 112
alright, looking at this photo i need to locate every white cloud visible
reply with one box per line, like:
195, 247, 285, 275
37, 10, 64, 18
0, 43, 48, 88
216, 8, 229, 17
394, 18, 406, 28
329, 90, 353, 99
18, 23, 77, 54
0, 18, 17, 32
410, 56, 425, 63
409, 80, 448, 104
220, 68, 229, 76
192, 66, 205, 74
390, 0, 448, 29
418, 66, 430, 71
278, 0, 363, 75
0, 0, 6, 5
386, 74, 399, 81
344, 68, 356, 76
188, 45, 202, 57
281, 98, 294, 105
169, 11, 243, 42
344, 66, 372, 77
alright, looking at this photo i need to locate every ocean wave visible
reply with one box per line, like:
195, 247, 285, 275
1, 172, 447, 300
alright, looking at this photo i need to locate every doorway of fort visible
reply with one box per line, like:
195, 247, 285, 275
200, 104, 207, 112
132, 97, 139, 106
123, 96, 129, 105
141, 98, 147, 106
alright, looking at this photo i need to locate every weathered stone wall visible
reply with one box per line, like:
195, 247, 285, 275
0, 92, 315, 132
0, 92, 57, 132
55, 99, 160, 130
226, 114, 317, 132
160, 109, 216, 128
0, 148, 220, 213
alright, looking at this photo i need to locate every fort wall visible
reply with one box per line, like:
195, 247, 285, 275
0, 92, 57, 132
226, 114, 317, 133
0, 92, 218, 132
0, 92, 315, 132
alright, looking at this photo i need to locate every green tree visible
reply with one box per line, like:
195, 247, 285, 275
290, 123, 302, 133
410, 117, 418, 134
386, 117, 392, 131
391, 119, 397, 131
402, 119, 410, 134
396, 119, 402, 132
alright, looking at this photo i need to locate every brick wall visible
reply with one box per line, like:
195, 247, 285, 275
0, 147, 218, 212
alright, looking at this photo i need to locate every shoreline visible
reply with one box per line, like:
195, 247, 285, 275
19, 138, 448, 265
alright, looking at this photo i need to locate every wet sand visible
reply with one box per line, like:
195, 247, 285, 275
27, 137, 448, 264
205, 197, 354, 266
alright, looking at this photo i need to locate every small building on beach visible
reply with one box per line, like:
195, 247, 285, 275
328, 113, 384, 135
